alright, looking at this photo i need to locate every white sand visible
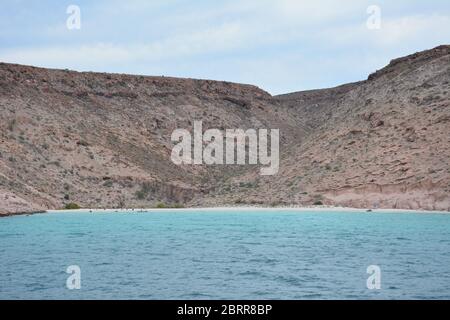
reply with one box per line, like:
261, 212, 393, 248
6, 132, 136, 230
46, 206, 450, 215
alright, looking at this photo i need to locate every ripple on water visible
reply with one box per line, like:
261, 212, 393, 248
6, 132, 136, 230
0, 210, 449, 299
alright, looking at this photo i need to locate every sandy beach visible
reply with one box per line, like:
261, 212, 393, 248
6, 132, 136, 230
45, 206, 450, 215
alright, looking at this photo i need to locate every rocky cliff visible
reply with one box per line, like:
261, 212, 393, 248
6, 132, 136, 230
1, 45, 449, 214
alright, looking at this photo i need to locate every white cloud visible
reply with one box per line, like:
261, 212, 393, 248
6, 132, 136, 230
1, 0, 449, 93
318, 14, 450, 48
0, 22, 245, 68
273, 0, 366, 22
375, 14, 450, 46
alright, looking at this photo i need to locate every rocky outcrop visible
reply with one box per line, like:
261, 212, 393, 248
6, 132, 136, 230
0, 189, 46, 216
323, 180, 450, 211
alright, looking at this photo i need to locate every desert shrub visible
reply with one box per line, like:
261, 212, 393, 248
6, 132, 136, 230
239, 182, 257, 188
156, 202, 167, 209
49, 161, 61, 167
135, 190, 146, 200
172, 203, 185, 209
7, 119, 16, 131
103, 180, 113, 187
313, 201, 324, 206
64, 203, 81, 210
270, 201, 281, 207
77, 140, 89, 147
135, 182, 153, 200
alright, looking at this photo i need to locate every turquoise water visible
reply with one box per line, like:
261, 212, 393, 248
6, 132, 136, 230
0, 210, 449, 300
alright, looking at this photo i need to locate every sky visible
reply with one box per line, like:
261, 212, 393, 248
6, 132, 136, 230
1, 0, 449, 95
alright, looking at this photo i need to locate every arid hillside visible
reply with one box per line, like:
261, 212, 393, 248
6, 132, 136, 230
1, 45, 449, 214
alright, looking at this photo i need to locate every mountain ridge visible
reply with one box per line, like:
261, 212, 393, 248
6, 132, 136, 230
1, 45, 449, 215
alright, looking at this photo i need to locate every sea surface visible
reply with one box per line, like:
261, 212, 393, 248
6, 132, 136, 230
1, 209, 449, 300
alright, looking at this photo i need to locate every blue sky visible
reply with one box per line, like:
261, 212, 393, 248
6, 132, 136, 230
1, 0, 449, 94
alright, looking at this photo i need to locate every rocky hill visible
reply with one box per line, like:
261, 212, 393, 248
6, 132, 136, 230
1, 45, 449, 214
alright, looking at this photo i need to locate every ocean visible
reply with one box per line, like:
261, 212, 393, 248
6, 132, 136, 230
1, 209, 449, 299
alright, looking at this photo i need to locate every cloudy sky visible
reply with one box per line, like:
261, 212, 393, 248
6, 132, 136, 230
1, 0, 449, 94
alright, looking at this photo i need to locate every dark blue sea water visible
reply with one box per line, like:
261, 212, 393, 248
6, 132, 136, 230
1, 210, 449, 300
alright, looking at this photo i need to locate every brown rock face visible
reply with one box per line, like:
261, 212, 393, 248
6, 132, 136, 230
1, 45, 449, 214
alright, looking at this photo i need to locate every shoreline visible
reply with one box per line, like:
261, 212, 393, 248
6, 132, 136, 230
46, 206, 450, 215
2, 206, 449, 218
0, 210, 46, 218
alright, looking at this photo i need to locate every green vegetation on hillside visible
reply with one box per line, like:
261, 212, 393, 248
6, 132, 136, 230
64, 203, 81, 210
